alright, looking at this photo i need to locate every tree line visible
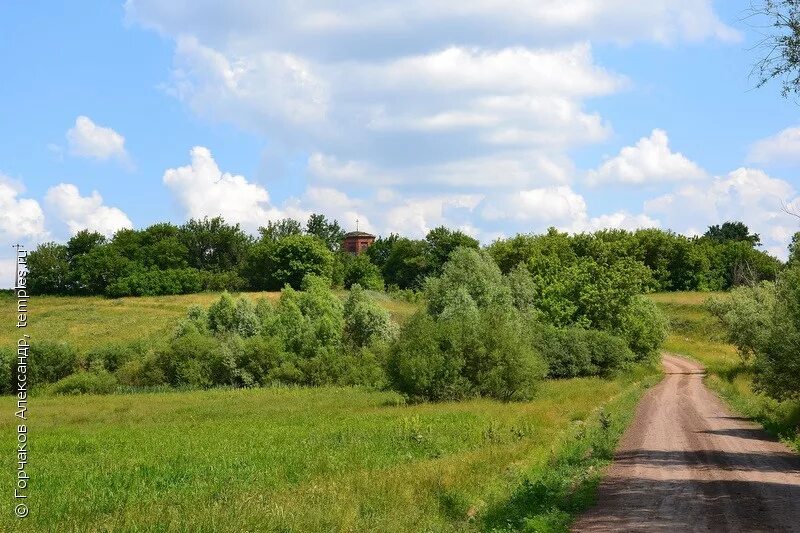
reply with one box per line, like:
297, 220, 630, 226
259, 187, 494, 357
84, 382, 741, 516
26, 215, 792, 298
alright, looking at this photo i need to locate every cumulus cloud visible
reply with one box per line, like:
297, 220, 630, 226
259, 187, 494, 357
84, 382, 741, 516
66, 116, 130, 163
163, 146, 299, 232
0, 175, 48, 241
748, 126, 800, 164
45, 183, 132, 237
126, 1, 739, 52
587, 129, 707, 185
645, 167, 799, 258
481, 184, 658, 233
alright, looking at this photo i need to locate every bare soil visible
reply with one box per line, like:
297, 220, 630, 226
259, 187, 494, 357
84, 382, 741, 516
572, 354, 800, 532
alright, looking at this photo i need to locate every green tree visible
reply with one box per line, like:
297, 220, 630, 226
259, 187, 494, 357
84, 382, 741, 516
382, 238, 430, 289
27, 243, 71, 295
305, 213, 345, 252
424, 226, 479, 275
342, 253, 384, 290
703, 221, 761, 247
66, 230, 106, 260
789, 231, 800, 265
179, 217, 252, 271
264, 235, 334, 290
258, 218, 303, 242
751, 0, 800, 99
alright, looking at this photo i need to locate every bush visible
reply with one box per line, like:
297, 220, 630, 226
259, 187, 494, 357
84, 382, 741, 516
530, 324, 634, 379
343, 285, 397, 347
85, 341, 150, 373
206, 292, 262, 337
342, 254, 385, 290
425, 247, 512, 316
751, 267, 800, 400
30, 341, 79, 387
106, 268, 204, 297
618, 296, 668, 361
115, 351, 167, 388
158, 332, 232, 388
706, 282, 776, 360
0, 347, 13, 394
50, 371, 117, 395
388, 308, 545, 402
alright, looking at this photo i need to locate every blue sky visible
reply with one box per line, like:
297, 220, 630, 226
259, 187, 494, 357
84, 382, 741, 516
1, 1, 799, 284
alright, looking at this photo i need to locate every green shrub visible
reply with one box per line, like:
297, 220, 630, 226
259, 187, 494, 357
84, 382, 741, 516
706, 282, 776, 360
425, 247, 512, 316
85, 341, 150, 373
343, 285, 397, 347
618, 296, 668, 361
158, 332, 232, 388
752, 267, 800, 400
50, 371, 117, 395
106, 268, 204, 297
388, 308, 545, 402
530, 324, 633, 379
30, 341, 79, 387
207, 292, 237, 333
342, 254, 385, 290
115, 352, 167, 388
388, 312, 470, 402
0, 347, 13, 394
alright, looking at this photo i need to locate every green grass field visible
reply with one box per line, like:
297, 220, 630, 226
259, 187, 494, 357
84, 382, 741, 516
0, 290, 660, 531
650, 291, 800, 451
1, 370, 656, 531
0, 290, 419, 352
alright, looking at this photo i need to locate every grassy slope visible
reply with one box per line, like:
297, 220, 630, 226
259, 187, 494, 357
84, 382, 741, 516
0, 291, 419, 352
0, 291, 658, 531
0, 371, 656, 532
649, 292, 800, 451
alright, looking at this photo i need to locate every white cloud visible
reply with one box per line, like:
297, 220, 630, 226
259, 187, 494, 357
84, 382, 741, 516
66, 116, 129, 163
126, 1, 739, 51
482, 186, 586, 222
748, 126, 800, 164
587, 129, 707, 185
481, 184, 658, 234
645, 167, 799, 258
45, 183, 132, 237
163, 146, 290, 231
0, 175, 48, 241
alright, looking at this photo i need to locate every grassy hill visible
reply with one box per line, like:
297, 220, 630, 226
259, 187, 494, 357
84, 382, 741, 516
0, 290, 660, 531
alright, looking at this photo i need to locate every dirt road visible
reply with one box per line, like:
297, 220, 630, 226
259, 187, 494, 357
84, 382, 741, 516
573, 353, 800, 532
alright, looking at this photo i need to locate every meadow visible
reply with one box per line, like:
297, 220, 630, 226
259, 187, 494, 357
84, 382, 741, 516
651, 291, 800, 451
0, 290, 659, 531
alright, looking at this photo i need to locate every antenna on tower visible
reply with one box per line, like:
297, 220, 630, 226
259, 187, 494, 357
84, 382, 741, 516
356, 218, 359, 232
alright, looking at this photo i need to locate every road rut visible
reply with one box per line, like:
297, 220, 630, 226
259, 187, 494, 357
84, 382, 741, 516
572, 353, 800, 532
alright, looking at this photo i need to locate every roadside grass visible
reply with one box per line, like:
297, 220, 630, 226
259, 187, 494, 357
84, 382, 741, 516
0, 290, 418, 352
649, 292, 800, 451
0, 366, 656, 532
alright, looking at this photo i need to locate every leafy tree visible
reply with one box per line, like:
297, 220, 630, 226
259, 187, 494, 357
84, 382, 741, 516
424, 226, 479, 275
262, 235, 334, 290
751, 0, 800, 99
342, 253, 384, 290
66, 230, 106, 260
72, 245, 132, 295
179, 217, 252, 271
305, 213, 345, 252
27, 243, 71, 294
382, 238, 430, 289
343, 284, 396, 347
789, 231, 800, 265
365, 233, 399, 269
425, 247, 511, 316
258, 218, 303, 242
703, 221, 761, 247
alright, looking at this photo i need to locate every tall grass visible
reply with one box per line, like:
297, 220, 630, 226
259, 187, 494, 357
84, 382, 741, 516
0, 370, 656, 531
